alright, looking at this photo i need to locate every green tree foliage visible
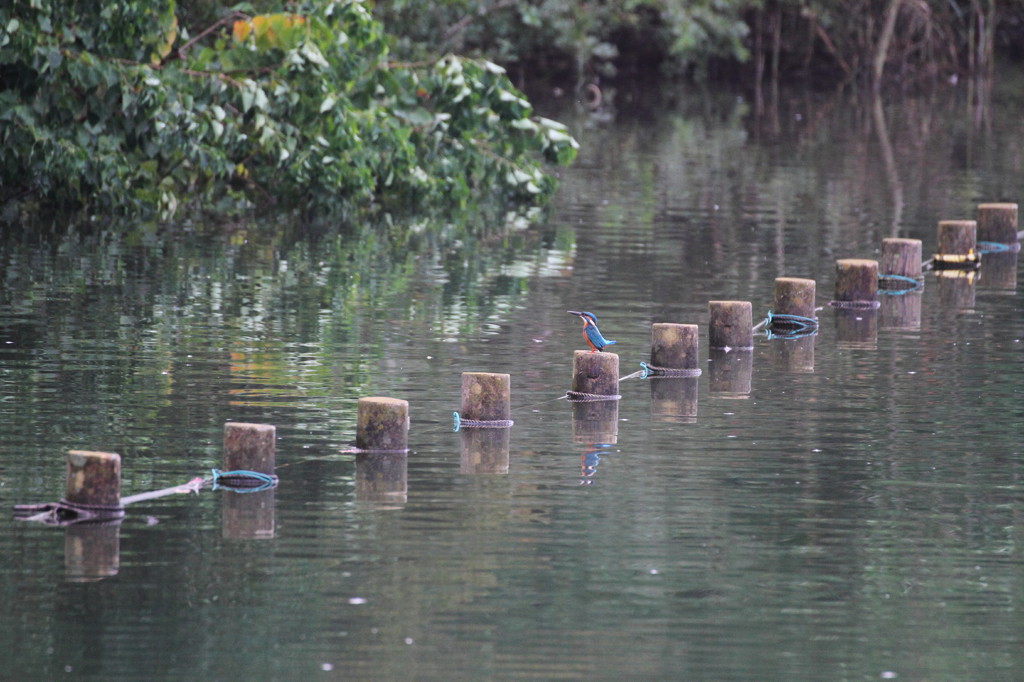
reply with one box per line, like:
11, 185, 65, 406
376, 0, 1019, 87
0, 0, 578, 219
377, 0, 751, 82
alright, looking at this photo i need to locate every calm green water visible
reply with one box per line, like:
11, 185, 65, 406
2, 86, 1023, 680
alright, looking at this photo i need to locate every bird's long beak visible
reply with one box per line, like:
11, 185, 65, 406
567, 310, 584, 316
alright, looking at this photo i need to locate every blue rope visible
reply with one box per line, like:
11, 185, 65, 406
878, 273, 924, 295
211, 468, 278, 492
977, 240, 1012, 254
762, 310, 818, 340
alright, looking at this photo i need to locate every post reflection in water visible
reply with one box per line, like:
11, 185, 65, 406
649, 376, 698, 422
222, 488, 276, 539
707, 348, 753, 397
459, 428, 510, 474
936, 270, 977, 313
64, 523, 121, 582
354, 452, 408, 503
834, 309, 878, 349
978, 250, 1018, 292
771, 335, 815, 373
879, 291, 923, 331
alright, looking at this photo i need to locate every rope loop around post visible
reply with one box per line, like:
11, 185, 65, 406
564, 390, 621, 402
211, 469, 279, 493
827, 299, 881, 310
452, 411, 514, 432
639, 362, 702, 379
878, 273, 924, 295
759, 310, 819, 340
977, 240, 1019, 254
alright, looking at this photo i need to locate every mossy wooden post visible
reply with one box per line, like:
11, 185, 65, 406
881, 238, 923, 279
461, 372, 511, 422
708, 301, 753, 350
650, 323, 698, 370
224, 422, 276, 474
356, 397, 409, 452
773, 278, 816, 318
937, 220, 976, 256
65, 450, 123, 512
977, 203, 1018, 245
834, 259, 878, 305
572, 351, 618, 397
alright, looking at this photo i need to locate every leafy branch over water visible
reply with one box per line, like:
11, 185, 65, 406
0, 0, 578, 222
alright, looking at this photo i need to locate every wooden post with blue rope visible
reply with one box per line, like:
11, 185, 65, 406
976, 203, 1019, 291
649, 323, 699, 421
459, 372, 512, 427
222, 422, 278, 491
880, 238, 923, 331
774, 277, 816, 319
771, 277, 817, 372
650, 323, 699, 372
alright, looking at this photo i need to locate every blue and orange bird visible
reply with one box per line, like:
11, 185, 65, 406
567, 311, 617, 352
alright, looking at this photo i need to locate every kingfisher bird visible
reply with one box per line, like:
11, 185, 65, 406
567, 310, 617, 352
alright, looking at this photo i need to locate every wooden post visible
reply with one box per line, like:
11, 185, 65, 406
937, 220, 976, 255
881, 238, 923, 278
223, 423, 276, 474
571, 350, 618, 397
708, 301, 753, 350
460, 372, 511, 422
773, 277, 816, 318
356, 397, 409, 451
977, 203, 1018, 245
65, 450, 122, 511
650, 323, 698, 370
834, 259, 878, 305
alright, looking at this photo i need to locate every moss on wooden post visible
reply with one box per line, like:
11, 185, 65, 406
460, 372, 511, 422
65, 450, 122, 509
650, 323, 698, 370
356, 398, 409, 452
